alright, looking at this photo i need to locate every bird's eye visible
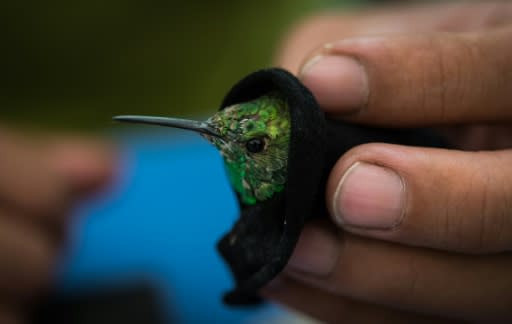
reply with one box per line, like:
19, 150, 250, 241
245, 138, 266, 153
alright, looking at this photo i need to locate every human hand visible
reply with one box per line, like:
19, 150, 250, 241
0, 127, 115, 323
264, 2, 512, 323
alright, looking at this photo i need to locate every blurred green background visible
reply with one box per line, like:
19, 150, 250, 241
1, 0, 379, 132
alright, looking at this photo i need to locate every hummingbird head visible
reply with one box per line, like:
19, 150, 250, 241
114, 94, 291, 205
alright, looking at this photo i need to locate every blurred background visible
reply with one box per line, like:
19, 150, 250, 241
0, 0, 380, 131
2, 0, 391, 323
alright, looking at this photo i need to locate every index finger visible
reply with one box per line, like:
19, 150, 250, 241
298, 27, 512, 126
0, 129, 115, 218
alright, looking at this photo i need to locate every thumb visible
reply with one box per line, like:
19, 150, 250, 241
326, 143, 512, 253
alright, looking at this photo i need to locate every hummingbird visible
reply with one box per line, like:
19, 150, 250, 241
113, 67, 450, 305
114, 94, 291, 206
115, 88, 302, 305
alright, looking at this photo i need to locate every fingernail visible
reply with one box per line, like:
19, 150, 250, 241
286, 226, 339, 277
299, 54, 368, 113
333, 162, 405, 230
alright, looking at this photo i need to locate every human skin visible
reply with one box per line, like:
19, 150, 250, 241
262, 2, 512, 323
0, 126, 115, 324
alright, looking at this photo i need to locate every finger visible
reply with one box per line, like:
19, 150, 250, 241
326, 143, 512, 253
0, 212, 56, 300
276, 2, 512, 73
284, 223, 512, 322
262, 275, 451, 324
0, 128, 116, 219
45, 136, 117, 197
0, 198, 70, 252
298, 26, 512, 125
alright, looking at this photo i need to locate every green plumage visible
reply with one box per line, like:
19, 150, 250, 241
203, 95, 291, 205
113, 93, 291, 206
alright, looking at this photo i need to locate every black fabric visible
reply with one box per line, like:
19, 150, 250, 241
218, 68, 326, 305
217, 68, 448, 306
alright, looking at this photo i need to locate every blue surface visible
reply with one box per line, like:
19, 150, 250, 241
58, 130, 279, 323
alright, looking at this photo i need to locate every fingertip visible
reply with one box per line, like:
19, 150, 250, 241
331, 161, 406, 231
49, 140, 119, 197
299, 53, 369, 114
325, 144, 412, 232
285, 225, 340, 277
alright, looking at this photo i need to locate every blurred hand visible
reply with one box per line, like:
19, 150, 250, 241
0, 126, 116, 324
264, 2, 512, 323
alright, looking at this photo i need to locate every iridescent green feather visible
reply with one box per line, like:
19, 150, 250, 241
203, 94, 290, 205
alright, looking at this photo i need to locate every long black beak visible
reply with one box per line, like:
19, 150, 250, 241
113, 115, 220, 137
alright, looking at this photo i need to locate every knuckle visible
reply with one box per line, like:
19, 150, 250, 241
446, 165, 512, 253
407, 33, 488, 124
451, 173, 490, 252
468, 170, 512, 252
432, 36, 479, 123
